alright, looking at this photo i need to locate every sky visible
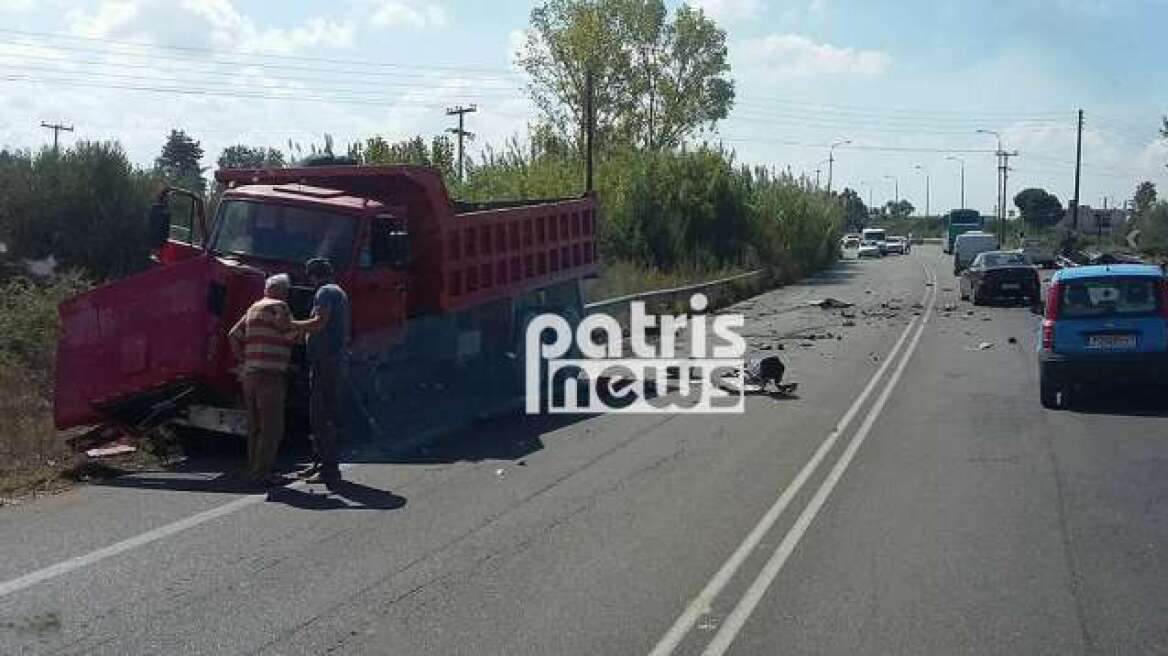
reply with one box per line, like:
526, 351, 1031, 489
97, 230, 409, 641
0, 0, 1165, 216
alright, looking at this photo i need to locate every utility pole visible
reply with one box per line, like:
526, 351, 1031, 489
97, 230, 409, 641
1072, 109, 1084, 230
445, 104, 477, 182
584, 67, 595, 193
1000, 151, 1018, 242
40, 121, 73, 151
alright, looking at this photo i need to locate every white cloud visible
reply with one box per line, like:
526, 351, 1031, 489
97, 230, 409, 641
690, 0, 760, 22
739, 34, 891, 78
181, 0, 354, 54
369, 1, 448, 29
66, 0, 140, 38
808, 0, 828, 15
0, 0, 37, 11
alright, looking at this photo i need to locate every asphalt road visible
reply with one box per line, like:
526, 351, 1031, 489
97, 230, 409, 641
2, 244, 1167, 655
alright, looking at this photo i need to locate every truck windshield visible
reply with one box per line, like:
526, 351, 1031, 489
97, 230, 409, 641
211, 200, 357, 268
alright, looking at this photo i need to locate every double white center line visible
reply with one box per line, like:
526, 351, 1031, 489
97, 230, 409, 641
651, 262, 938, 656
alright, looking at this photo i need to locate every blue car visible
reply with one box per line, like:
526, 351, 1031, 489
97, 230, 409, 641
1038, 264, 1168, 409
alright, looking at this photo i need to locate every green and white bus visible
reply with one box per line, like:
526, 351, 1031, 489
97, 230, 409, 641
944, 209, 984, 254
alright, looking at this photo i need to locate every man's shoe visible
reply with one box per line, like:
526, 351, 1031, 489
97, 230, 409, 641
303, 468, 341, 485
293, 463, 321, 480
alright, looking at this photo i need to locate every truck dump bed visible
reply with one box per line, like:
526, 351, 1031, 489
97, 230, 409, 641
216, 165, 599, 315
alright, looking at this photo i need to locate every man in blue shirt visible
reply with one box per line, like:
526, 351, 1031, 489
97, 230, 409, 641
301, 257, 351, 484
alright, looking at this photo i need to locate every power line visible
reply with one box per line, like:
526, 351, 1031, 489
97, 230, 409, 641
0, 28, 517, 76
0, 73, 497, 108
0, 61, 522, 101
0, 51, 522, 89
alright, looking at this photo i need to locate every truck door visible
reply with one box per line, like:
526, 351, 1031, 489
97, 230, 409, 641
348, 214, 410, 357
153, 189, 208, 264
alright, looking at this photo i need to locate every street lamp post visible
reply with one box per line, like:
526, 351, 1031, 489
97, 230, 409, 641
914, 164, 930, 218
827, 139, 851, 194
946, 156, 965, 209
882, 174, 898, 215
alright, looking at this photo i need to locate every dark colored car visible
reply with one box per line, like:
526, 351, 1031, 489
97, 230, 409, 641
959, 251, 1041, 305
1037, 264, 1168, 408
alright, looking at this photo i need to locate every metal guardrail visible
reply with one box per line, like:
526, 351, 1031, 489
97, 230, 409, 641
584, 269, 765, 312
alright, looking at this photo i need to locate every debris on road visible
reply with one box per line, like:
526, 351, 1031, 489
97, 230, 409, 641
976, 342, 994, 350
840, 308, 857, 319
494, 468, 506, 477
809, 298, 854, 309
842, 319, 857, 327
85, 444, 137, 458
942, 303, 956, 312
1008, 337, 1018, 344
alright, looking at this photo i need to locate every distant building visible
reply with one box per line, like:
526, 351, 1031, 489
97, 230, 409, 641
1057, 205, 1129, 235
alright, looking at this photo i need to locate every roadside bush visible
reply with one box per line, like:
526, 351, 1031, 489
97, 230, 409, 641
455, 141, 842, 282
0, 143, 159, 282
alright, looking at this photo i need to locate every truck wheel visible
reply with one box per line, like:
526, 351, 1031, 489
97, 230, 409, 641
1040, 377, 1061, 409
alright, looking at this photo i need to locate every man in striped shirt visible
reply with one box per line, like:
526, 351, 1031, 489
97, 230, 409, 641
228, 274, 319, 486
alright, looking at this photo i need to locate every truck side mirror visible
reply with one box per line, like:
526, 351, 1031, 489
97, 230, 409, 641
148, 203, 170, 250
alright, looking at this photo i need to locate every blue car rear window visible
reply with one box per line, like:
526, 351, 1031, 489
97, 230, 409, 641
1059, 278, 1159, 318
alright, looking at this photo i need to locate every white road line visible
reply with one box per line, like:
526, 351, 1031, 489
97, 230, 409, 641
699, 264, 938, 656
0, 493, 264, 599
0, 468, 348, 600
648, 265, 935, 656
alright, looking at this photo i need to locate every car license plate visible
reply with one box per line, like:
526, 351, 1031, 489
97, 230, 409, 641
1000, 283, 1020, 290
1087, 334, 1137, 349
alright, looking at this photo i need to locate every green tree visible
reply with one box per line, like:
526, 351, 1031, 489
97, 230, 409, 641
2, 143, 156, 280
216, 145, 286, 170
154, 129, 206, 194
839, 188, 867, 231
1013, 187, 1063, 229
359, 135, 458, 181
883, 199, 914, 218
1141, 201, 1168, 253
516, 0, 734, 151
1132, 181, 1157, 225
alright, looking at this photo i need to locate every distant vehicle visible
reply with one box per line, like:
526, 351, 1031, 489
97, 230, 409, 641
842, 234, 861, 248
861, 227, 888, 254
959, 251, 1040, 305
944, 209, 984, 253
953, 231, 999, 274
909, 233, 924, 245
857, 243, 881, 258
1021, 238, 1056, 268
885, 236, 909, 255
1037, 264, 1168, 409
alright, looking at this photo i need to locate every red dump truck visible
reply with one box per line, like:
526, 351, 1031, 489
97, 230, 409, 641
54, 164, 599, 439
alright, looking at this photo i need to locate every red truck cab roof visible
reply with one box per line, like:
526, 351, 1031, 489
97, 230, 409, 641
222, 183, 387, 216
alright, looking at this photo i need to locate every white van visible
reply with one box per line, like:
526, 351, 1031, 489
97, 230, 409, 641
953, 231, 999, 274
861, 228, 888, 254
